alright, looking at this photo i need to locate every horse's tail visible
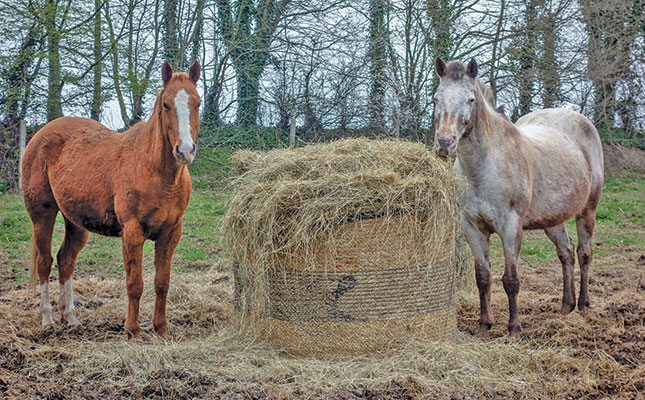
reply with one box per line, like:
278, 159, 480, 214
29, 232, 38, 291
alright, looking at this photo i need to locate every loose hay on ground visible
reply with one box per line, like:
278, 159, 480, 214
0, 257, 642, 398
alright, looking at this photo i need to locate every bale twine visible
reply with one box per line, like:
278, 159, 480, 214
223, 138, 463, 357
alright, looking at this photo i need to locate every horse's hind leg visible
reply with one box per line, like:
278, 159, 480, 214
26, 202, 58, 326
56, 218, 89, 326
544, 224, 576, 314
576, 206, 596, 311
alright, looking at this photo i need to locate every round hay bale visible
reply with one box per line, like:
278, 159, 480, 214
223, 138, 462, 357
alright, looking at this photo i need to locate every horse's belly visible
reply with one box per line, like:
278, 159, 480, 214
51, 183, 122, 236
523, 184, 590, 230
79, 210, 122, 237
59, 201, 122, 237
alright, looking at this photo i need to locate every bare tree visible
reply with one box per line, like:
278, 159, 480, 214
216, 0, 290, 126
105, 0, 163, 126
581, 0, 643, 130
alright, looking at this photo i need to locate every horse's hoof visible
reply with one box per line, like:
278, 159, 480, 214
577, 298, 590, 312
126, 326, 142, 341
41, 317, 55, 327
66, 317, 82, 327
560, 303, 575, 315
156, 332, 171, 340
508, 324, 521, 339
127, 332, 143, 342
154, 327, 171, 339
475, 324, 491, 339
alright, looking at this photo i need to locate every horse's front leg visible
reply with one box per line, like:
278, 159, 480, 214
461, 215, 493, 338
498, 214, 523, 339
152, 223, 182, 338
121, 221, 145, 340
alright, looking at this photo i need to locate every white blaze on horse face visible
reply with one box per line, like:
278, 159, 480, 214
174, 89, 195, 164
40, 282, 54, 326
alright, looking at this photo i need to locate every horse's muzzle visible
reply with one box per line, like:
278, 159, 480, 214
435, 136, 457, 157
174, 144, 196, 165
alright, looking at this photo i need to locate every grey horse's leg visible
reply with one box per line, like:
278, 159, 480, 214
576, 207, 596, 311
544, 224, 576, 314
497, 213, 523, 338
461, 215, 494, 337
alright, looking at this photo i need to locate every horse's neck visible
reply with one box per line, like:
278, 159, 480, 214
133, 117, 185, 184
456, 100, 515, 182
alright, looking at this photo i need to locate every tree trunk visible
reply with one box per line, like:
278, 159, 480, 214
368, 0, 387, 133
216, 0, 288, 126
163, 0, 179, 67
428, 0, 454, 143
488, 0, 505, 102
91, 0, 102, 121
45, 0, 63, 121
538, 12, 559, 109
517, 0, 537, 118
236, 66, 262, 127
3, 22, 40, 126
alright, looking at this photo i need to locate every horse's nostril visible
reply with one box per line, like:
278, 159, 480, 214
191, 144, 196, 155
175, 145, 180, 154
439, 136, 457, 146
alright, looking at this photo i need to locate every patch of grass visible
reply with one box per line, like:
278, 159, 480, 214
199, 124, 290, 149
0, 190, 228, 283
188, 145, 234, 190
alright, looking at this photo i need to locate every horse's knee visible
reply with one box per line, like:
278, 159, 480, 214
154, 282, 169, 297
36, 253, 53, 277
577, 245, 592, 268
562, 237, 575, 262
474, 263, 491, 291
502, 274, 520, 296
126, 281, 143, 300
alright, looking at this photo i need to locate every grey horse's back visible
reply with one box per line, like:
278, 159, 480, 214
517, 108, 604, 198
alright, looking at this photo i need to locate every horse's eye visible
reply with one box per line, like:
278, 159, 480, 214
196, 101, 201, 109
163, 102, 170, 110
467, 97, 475, 105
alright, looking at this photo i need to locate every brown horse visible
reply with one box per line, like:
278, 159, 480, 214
433, 58, 604, 338
22, 61, 201, 339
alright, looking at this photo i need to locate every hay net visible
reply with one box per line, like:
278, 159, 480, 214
222, 138, 463, 333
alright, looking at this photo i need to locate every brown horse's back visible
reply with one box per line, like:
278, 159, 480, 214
23, 117, 125, 236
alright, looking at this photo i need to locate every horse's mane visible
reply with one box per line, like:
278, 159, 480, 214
476, 78, 509, 120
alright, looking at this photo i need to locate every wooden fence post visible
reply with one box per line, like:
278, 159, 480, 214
18, 120, 26, 191
289, 117, 296, 148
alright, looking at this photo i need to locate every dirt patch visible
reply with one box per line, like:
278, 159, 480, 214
603, 143, 645, 178
0, 263, 25, 296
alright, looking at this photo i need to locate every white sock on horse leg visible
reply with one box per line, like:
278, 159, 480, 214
60, 279, 80, 326
40, 282, 54, 326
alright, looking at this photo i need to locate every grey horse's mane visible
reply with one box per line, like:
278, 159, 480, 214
476, 78, 508, 118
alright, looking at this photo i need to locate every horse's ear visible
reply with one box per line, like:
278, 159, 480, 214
189, 61, 200, 84
435, 57, 447, 78
162, 61, 173, 86
467, 58, 478, 79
